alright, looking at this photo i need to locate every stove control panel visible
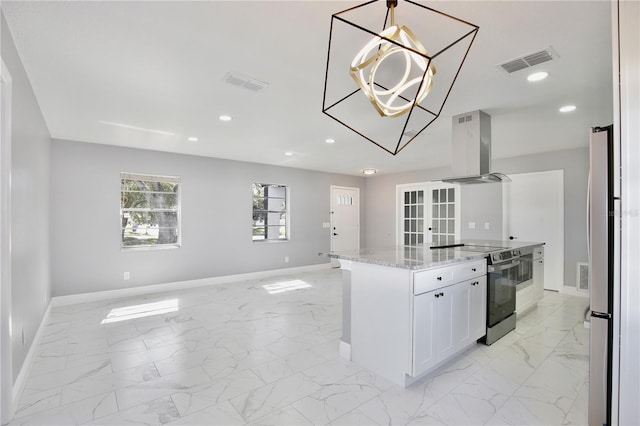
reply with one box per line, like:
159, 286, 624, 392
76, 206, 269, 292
490, 249, 521, 264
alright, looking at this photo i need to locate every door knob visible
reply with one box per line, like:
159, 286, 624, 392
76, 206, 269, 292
509, 236, 515, 240
333, 232, 339, 236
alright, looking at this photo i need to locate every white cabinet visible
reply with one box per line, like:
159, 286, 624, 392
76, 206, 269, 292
414, 259, 486, 295
412, 289, 438, 374
469, 276, 487, 344
533, 247, 544, 300
412, 275, 486, 377
348, 257, 487, 387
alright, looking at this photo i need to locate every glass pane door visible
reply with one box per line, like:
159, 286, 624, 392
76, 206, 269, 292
401, 189, 425, 246
397, 182, 460, 247
429, 185, 458, 245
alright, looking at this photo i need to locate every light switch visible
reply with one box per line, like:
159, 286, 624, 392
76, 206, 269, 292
468, 222, 476, 229
484, 222, 490, 230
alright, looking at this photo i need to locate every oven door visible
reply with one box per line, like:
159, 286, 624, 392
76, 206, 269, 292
487, 260, 519, 327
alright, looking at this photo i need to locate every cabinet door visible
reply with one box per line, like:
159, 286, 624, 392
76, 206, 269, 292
452, 280, 472, 349
533, 258, 544, 301
412, 290, 438, 376
469, 276, 487, 341
435, 287, 456, 361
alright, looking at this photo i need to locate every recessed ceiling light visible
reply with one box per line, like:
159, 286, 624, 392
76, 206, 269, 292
284, 152, 293, 157
527, 71, 549, 82
559, 105, 576, 113
362, 168, 377, 175
218, 115, 232, 122
325, 138, 336, 144
187, 136, 198, 142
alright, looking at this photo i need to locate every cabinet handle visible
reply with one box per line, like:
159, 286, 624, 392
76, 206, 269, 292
472, 268, 476, 272
439, 292, 444, 297
434, 294, 440, 298
437, 277, 442, 281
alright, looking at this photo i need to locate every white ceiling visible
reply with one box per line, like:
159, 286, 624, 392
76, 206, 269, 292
2, 0, 613, 176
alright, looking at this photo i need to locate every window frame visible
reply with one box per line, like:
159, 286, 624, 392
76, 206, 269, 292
252, 182, 290, 242
120, 172, 181, 250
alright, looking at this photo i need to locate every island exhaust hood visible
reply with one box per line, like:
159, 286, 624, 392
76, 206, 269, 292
441, 110, 511, 184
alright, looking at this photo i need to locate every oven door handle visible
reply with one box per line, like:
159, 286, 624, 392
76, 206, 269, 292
488, 260, 520, 272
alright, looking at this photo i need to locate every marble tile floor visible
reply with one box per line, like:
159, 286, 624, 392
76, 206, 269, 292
9, 268, 590, 426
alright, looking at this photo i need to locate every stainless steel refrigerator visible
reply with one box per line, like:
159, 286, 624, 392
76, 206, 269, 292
588, 124, 619, 426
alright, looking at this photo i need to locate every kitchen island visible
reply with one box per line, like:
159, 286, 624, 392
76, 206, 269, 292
324, 240, 543, 387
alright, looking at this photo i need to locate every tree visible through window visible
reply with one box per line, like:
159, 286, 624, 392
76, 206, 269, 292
252, 183, 288, 241
120, 173, 181, 249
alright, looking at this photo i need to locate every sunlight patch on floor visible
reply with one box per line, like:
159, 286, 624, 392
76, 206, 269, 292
101, 299, 179, 324
262, 280, 312, 294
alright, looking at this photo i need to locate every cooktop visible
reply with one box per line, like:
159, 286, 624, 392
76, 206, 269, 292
429, 243, 508, 254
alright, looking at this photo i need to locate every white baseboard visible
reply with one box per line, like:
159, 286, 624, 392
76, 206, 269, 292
559, 285, 590, 298
12, 301, 51, 410
52, 263, 333, 307
339, 340, 351, 361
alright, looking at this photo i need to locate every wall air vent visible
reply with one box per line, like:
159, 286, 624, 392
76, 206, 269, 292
224, 72, 269, 92
498, 47, 558, 74
577, 262, 590, 292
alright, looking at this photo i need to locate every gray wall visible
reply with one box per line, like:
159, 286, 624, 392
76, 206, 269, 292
363, 146, 590, 290
1, 12, 51, 381
50, 139, 365, 297
493, 147, 590, 289
459, 184, 503, 241
363, 166, 450, 248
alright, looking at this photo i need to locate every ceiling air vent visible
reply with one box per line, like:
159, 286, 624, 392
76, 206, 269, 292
224, 72, 269, 92
498, 47, 558, 74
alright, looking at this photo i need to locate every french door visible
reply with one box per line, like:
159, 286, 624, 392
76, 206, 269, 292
397, 182, 460, 246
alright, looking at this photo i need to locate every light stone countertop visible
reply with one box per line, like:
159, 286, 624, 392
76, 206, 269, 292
321, 239, 544, 271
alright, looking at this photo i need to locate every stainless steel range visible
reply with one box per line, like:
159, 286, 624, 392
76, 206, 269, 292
482, 248, 523, 345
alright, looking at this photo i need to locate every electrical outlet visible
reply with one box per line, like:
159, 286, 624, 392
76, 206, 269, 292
124, 272, 130, 280
284, 256, 289, 263
468, 222, 476, 229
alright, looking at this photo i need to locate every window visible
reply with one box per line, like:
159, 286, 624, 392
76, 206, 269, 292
252, 183, 288, 241
120, 173, 180, 249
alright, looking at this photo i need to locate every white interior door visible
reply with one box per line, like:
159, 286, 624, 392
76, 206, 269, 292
503, 170, 564, 291
426, 183, 461, 246
330, 186, 360, 267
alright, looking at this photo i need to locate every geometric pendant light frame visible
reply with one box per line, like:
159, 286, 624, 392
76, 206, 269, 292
322, 0, 479, 155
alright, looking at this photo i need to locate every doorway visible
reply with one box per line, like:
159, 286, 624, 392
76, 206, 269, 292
396, 182, 460, 246
503, 170, 564, 291
330, 186, 360, 267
